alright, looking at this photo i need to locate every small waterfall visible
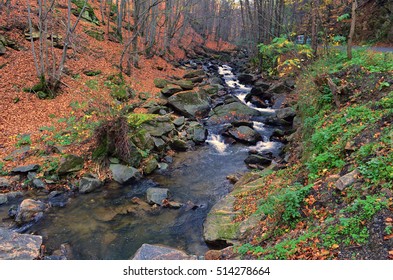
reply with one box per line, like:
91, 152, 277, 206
206, 134, 228, 154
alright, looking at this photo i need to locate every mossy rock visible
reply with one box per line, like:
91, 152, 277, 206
154, 78, 168, 89
57, 154, 84, 175
84, 29, 104, 41
71, 0, 100, 25
83, 70, 102, 76
171, 80, 194, 90
111, 86, 135, 102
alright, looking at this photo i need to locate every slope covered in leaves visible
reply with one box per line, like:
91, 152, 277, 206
234, 49, 393, 260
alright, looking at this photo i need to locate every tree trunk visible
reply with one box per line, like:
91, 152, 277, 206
347, 0, 357, 60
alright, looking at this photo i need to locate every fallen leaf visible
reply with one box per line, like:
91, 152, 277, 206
385, 217, 393, 223
384, 234, 393, 240
331, 244, 340, 250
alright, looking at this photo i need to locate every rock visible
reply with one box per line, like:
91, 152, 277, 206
190, 76, 205, 83
227, 126, 262, 144
0, 41, 6, 55
183, 69, 205, 79
207, 102, 262, 125
161, 85, 183, 97
268, 82, 287, 93
132, 130, 155, 151
167, 90, 211, 118
110, 164, 140, 184
15, 199, 45, 224
173, 116, 185, 127
153, 78, 168, 89
138, 92, 151, 100
165, 201, 183, 209
158, 162, 168, 170
276, 107, 296, 121
0, 228, 42, 260
254, 80, 270, 90
210, 76, 223, 85
4, 146, 31, 161
32, 179, 45, 189
238, 73, 254, 84
171, 80, 194, 90
79, 177, 102, 194
231, 120, 254, 128
284, 78, 296, 88
170, 139, 188, 151
146, 188, 169, 205
132, 244, 197, 260
144, 158, 158, 175
335, 169, 360, 191
190, 124, 207, 143
0, 194, 7, 205
203, 195, 240, 245
57, 155, 84, 175
11, 164, 40, 174
48, 191, 69, 208
200, 85, 219, 96
152, 137, 166, 151
142, 121, 175, 137
244, 155, 272, 166
0, 177, 10, 188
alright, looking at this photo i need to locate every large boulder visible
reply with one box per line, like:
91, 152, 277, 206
110, 164, 140, 184
132, 244, 197, 260
188, 122, 207, 143
207, 102, 261, 125
0, 228, 42, 260
146, 188, 168, 205
238, 73, 254, 84
57, 155, 84, 175
276, 107, 296, 122
167, 90, 211, 118
244, 155, 272, 166
227, 126, 262, 144
15, 199, 45, 224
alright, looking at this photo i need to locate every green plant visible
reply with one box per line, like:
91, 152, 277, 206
85, 79, 99, 91
16, 134, 32, 147
127, 113, 157, 128
0, 162, 7, 176
385, 225, 393, 235
337, 13, 350, 22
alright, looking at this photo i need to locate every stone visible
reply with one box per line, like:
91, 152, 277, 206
152, 137, 166, 151
254, 80, 270, 90
170, 139, 188, 151
207, 102, 262, 125
161, 85, 183, 97
153, 78, 168, 88
0, 194, 7, 205
11, 164, 39, 174
244, 155, 272, 166
227, 126, 262, 144
79, 177, 102, 194
268, 82, 287, 93
32, 179, 45, 189
173, 116, 185, 127
0, 228, 42, 260
132, 130, 155, 151
57, 155, 84, 175
183, 69, 205, 79
110, 164, 140, 184
0, 177, 10, 188
203, 195, 240, 245
166, 201, 183, 209
132, 244, 197, 260
190, 76, 204, 83
335, 169, 360, 191
144, 158, 158, 175
0, 41, 6, 55
191, 124, 207, 143
15, 199, 45, 224
142, 121, 175, 137
171, 80, 194, 90
276, 107, 296, 121
146, 188, 169, 205
167, 90, 211, 118
238, 73, 254, 84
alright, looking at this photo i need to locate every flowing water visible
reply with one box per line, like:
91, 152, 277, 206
0, 63, 284, 259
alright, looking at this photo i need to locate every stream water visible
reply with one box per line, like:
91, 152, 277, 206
0, 63, 284, 259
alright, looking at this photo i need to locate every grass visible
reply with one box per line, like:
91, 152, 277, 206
233, 48, 393, 260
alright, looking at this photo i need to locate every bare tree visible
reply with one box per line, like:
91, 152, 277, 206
347, 0, 357, 60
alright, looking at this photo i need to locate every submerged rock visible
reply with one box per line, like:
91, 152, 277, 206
132, 244, 197, 260
0, 228, 42, 260
146, 188, 168, 205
